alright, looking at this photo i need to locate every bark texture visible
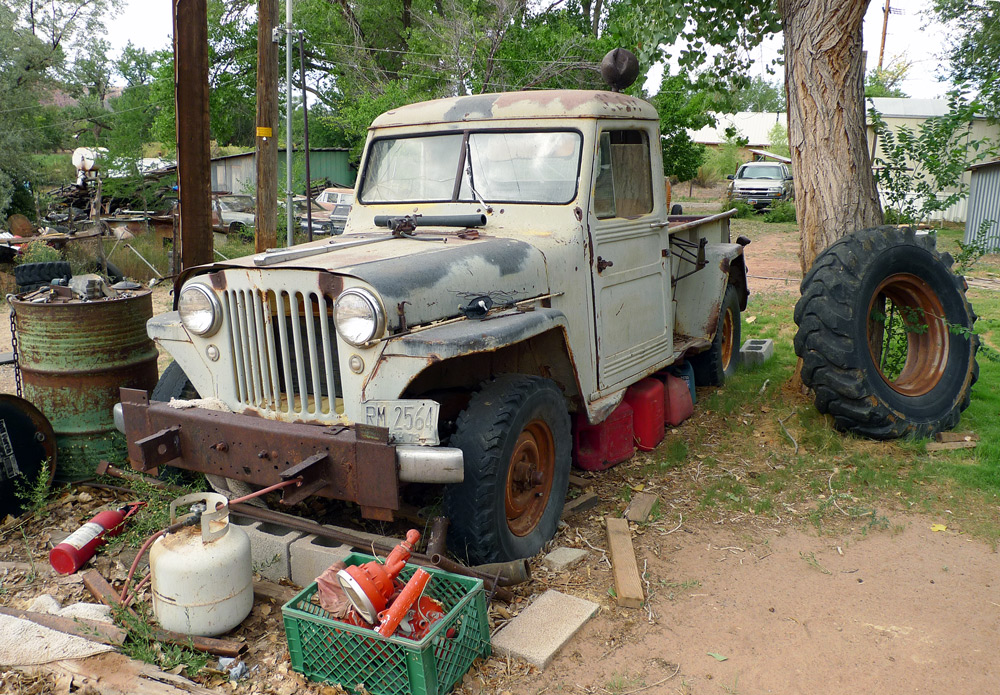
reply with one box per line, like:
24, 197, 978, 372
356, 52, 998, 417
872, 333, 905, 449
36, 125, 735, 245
780, 0, 883, 275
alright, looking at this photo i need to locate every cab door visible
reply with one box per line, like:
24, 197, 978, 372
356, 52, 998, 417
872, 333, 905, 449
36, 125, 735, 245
590, 126, 672, 392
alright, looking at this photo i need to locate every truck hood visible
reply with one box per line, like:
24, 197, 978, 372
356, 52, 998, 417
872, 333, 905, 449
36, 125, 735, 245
214, 232, 550, 331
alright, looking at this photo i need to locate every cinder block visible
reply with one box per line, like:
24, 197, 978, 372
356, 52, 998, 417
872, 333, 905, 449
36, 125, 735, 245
289, 533, 355, 588
491, 589, 599, 669
542, 547, 589, 573
229, 516, 302, 582
740, 338, 774, 366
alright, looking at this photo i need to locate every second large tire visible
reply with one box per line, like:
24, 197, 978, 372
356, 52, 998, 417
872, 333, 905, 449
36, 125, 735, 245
793, 226, 978, 440
444, 375, 571, 564
691, 284, 742, 386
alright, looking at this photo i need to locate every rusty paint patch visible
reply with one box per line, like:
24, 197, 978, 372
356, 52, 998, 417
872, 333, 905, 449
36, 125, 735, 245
317, 272, 344, 297
208, 271, 227, 290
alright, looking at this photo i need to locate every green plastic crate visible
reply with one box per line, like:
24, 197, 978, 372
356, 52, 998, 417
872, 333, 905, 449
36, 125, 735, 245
282, 553, 491, 695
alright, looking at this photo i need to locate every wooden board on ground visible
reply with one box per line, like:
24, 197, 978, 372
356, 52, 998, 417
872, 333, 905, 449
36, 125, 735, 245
605, 517, 644, 609
0, 606, 126, 646
39, 652, 216, 695
568, 474, 590, 489
934, 432, 979, 443
253, 579, 298, 603
926, 441, 977, 452
625, 491, 658, 523
562, 492, 600, 519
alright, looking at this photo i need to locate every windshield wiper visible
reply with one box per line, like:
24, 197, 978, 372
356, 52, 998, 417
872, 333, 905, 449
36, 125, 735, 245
465, 138, 493, 214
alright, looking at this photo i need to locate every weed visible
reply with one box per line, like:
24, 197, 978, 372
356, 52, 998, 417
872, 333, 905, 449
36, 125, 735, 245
253, 554, 281, 574
605, 672, 644, 694
798, 551, 831, 575
13, 466, 52, 515
113, 603, 208, 678
653, 439, 689, 472
17, 240, 61, 265
721, 200, 755, 218
763, 200, 796, 223
721, 675, 741, 694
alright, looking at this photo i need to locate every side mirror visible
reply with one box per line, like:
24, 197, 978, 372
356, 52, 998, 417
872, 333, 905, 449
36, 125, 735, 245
726, 174, 735, 180
785, 176, 793, 181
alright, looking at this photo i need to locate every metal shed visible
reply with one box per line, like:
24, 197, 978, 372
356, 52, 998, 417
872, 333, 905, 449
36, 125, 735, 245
210, 148, 355, 196
964, 160, 1000, 251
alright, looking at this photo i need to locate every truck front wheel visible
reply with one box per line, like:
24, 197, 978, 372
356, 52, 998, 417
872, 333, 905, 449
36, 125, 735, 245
444, 375, 571, 564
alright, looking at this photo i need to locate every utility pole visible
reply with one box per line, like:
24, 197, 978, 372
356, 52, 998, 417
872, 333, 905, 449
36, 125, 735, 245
878, 1, 891, 72
255, 0, 279, 253
173, 0, 212, 270
285, 0, 294, 248
299, 32, 313, 242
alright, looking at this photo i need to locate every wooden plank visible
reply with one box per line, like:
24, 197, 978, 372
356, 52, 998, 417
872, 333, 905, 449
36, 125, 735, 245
82, 569, 247, 658
934, 431, 979, 443
568, 474, 590, 489
625, 492, 659, 523
40, 652, 217, 695
605, 517, 644, 609
253, 578, 298, 604
0, 606, 126, 646
561, 492, 601, 519
926, 441, 977, 452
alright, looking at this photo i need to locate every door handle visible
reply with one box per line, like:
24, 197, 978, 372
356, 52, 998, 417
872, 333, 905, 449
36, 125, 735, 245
597, 256, 614, 272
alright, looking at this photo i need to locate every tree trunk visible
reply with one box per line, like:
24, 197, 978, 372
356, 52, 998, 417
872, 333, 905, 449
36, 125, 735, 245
779, 0, 883, 275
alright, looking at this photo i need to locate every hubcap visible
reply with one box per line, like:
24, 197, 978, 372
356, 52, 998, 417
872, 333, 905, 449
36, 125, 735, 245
866, 273, 947, 396
505, 419, 556, 537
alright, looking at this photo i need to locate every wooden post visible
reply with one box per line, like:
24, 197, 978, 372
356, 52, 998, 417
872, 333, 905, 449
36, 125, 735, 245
173, 0, 213, 270
256, 0, 280, 253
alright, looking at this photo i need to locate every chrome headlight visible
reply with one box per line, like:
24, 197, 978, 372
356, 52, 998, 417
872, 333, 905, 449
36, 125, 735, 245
178, 284, 222, 337
335, 288, 385, 346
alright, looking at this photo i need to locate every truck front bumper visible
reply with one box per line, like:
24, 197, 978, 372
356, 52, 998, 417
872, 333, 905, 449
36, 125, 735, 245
119, 388, 463, 521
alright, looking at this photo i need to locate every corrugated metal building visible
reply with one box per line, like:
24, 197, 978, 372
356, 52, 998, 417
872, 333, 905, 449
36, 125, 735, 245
964, 160, 1000, 250
210, 148, 355, 195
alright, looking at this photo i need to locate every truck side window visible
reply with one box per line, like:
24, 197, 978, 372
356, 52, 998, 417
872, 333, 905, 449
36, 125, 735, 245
594, 130, 653, 220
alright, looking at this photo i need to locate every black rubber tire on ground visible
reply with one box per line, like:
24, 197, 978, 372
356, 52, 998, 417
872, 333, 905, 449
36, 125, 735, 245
444, 375, 572, 564
691, 284, 742, 387
14, 261, 72, 292
86, 259, 125, 284
670, 203, 683, 215
151, 360, 200, 402
793, 225, 978, 440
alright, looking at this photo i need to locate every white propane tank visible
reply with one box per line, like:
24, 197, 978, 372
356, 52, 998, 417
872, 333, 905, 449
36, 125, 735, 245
150, 492, 253, 637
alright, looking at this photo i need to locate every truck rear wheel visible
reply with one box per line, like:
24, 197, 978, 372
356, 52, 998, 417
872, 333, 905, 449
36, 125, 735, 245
793, 226, 978, 439
444, 375, 571, 564
691, 284, 741, 386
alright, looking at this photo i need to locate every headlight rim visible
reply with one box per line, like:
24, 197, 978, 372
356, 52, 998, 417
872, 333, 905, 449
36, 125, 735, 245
335, 288, 386, 347
178, 283, 223, 337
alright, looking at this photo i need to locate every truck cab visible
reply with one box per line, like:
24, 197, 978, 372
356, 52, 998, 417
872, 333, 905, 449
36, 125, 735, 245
121, 90, 748, 563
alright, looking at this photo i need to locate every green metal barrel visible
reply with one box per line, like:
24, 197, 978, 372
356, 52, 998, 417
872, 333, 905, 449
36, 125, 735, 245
11, 290, 159, 477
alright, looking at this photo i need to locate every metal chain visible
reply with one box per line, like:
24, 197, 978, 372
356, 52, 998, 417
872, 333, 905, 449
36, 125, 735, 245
8, 301, 21, 398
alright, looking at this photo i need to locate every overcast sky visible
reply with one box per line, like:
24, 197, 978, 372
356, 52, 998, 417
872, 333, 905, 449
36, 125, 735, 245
104, 0, 953, 99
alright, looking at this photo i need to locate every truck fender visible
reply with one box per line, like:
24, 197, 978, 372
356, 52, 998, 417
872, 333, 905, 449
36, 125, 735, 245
673, 242, 746, 342
383, 307, 571, 360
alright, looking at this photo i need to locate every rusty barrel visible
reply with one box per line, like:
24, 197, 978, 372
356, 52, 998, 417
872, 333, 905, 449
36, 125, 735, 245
11, 290, 158, 475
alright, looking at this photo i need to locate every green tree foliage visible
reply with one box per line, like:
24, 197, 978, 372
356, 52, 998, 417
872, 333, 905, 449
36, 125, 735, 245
933, 0, 999, 116
649, 71, 714, 182
864, 58, 909, 99
869, 89, 997, 224
767, 122, 790, 158
715, 75, 785, 112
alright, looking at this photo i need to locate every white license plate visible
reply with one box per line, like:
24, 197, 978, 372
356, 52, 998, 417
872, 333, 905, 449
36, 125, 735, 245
748, 199, 757, 205
363, 400, 440, 445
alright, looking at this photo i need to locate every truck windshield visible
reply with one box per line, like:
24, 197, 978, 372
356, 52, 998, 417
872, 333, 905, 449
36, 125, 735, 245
360, 130, 582, 204
736, 165, 784, 180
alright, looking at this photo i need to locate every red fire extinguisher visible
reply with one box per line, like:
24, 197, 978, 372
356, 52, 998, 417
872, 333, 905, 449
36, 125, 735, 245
49, 502, 145, 575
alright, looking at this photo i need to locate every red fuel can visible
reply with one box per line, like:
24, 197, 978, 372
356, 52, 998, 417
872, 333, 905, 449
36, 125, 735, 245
663, 373, 694, 426
624, 377, 665, 451
573, 401, 635, 471
49, 504, 141, 575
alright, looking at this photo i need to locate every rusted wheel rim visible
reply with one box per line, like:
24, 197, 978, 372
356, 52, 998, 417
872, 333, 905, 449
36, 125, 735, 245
505, 419, 556, 537
866, 273, 947, 396
720, 306, 735, 371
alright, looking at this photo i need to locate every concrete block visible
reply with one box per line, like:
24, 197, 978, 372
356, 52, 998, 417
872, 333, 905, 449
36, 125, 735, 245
289, 533, 355, 588
229, 516, 302, 582
542, 547, 589, 573
740, 338, 774, 366
491, 589, 599, 669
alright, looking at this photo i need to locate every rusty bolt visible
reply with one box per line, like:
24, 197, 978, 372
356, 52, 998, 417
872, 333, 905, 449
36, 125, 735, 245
210, 441, 229, 453
257, 450, 270, 460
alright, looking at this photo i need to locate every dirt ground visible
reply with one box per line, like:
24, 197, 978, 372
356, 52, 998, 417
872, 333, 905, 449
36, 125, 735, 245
2, 230, 998, 695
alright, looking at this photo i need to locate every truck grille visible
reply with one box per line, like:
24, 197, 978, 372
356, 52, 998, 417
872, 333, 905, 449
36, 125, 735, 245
223, 288, 343, 417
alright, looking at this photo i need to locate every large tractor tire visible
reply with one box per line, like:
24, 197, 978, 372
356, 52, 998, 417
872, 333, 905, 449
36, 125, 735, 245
444, 375, 571, 564
14, 261, 72, 293
794, 226, 978, 440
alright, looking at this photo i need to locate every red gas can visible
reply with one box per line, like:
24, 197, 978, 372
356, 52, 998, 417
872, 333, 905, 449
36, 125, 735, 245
624, 377, 665, 451
573, 401, 635, 471
663, 373, 694, 426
